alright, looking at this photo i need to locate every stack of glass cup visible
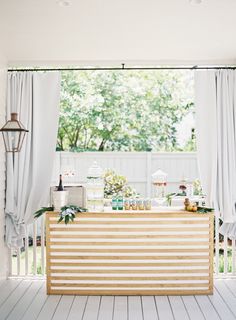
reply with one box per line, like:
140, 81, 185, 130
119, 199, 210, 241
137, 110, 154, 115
86, 161, 104, 212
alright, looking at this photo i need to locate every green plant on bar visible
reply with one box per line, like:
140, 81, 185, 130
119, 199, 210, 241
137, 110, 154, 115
196, 206, 214, 213
34, 206, 54, 218
34, 205, 87, 224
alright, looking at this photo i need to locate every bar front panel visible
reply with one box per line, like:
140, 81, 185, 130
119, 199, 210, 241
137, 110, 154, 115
46, 211, 213, 295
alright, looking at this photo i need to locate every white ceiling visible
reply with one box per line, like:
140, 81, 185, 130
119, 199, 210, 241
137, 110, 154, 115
0, 0, 236, 66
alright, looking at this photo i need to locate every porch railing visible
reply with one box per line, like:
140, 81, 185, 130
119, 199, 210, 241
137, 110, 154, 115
8, 212, 236, 278
9, 215, 46, 277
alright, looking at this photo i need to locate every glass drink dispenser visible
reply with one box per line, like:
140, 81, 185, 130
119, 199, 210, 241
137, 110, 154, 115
152, 169, 167, 205
86, 161, 104, 212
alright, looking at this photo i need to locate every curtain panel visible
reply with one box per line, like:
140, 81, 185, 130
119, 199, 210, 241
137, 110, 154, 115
5, 71, 61, 248
195, 70, 236, 237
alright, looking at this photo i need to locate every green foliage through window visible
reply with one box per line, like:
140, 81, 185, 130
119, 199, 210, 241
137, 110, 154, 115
58, 70, 195, 152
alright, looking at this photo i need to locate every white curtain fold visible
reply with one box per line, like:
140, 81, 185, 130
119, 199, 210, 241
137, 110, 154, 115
5, 71, 61, 248
195, 70, 236, 238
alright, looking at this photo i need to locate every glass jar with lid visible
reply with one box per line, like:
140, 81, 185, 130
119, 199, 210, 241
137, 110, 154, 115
152, 169, 167, 205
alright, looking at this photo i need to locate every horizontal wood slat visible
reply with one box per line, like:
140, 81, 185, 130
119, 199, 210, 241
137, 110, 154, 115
50, 276, 209, 281
49, 289, 212, 295
51, 233, 209, 242
50, 269, 209, 274
49, 220, 210, 225
49, 234, 209, 239
47, 212, 212, 218
49, 241, 209, 246
49, 255, 208, 260
46, 211, 214, 296
49, 227, 208, 232
51, 248, 209, 253
50, 262, 210, 267
50, 283, 209, 288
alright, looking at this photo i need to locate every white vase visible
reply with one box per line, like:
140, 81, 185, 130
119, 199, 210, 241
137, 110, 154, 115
52, 190, 69, 211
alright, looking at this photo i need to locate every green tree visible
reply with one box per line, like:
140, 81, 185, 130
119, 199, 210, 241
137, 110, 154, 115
57, 70, 194, 152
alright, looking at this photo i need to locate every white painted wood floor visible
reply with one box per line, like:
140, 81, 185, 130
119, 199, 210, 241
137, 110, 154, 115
0, 279, 236, 320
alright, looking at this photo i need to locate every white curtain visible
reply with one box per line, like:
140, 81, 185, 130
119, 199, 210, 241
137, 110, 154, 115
195, 70, 236, 237
5, 71, 61, 248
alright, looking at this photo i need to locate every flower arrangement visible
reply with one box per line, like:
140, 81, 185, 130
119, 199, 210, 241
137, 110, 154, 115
179, 184, 187, 196
104, 169, 137, 198
34, 205, 87, 224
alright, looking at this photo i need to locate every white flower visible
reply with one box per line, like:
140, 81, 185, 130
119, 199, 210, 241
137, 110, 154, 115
61, 208, 75, 217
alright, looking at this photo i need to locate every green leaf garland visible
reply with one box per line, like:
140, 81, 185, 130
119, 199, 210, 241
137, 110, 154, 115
34, 205, 87, 224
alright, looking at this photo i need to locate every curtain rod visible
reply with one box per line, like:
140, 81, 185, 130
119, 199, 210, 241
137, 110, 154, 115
7, 64, 236, 72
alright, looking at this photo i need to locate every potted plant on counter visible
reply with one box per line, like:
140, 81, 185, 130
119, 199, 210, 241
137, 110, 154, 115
103, 169, 137, 206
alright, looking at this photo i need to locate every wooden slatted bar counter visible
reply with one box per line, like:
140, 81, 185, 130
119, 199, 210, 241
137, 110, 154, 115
46, 209, 214, 295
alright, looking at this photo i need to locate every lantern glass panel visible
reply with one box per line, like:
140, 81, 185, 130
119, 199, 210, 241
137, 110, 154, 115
2, 131, 25, 152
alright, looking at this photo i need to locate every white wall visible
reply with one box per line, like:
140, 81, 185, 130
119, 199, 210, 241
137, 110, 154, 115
0, 53, 8, 279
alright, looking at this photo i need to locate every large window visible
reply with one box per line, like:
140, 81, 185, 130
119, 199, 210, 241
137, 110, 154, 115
58, 70, 194, 152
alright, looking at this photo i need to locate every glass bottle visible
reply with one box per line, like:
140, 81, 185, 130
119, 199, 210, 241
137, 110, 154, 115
112, 197, 117, 210
57, 174, 63, 191
117, 196, 123, 210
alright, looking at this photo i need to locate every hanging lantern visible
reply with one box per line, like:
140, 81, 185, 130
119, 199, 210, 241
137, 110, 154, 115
0, 113, 29, 152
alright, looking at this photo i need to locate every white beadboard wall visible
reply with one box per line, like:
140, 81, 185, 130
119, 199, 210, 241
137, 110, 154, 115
0, 55, 8, 279
52, 152, 199, 197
